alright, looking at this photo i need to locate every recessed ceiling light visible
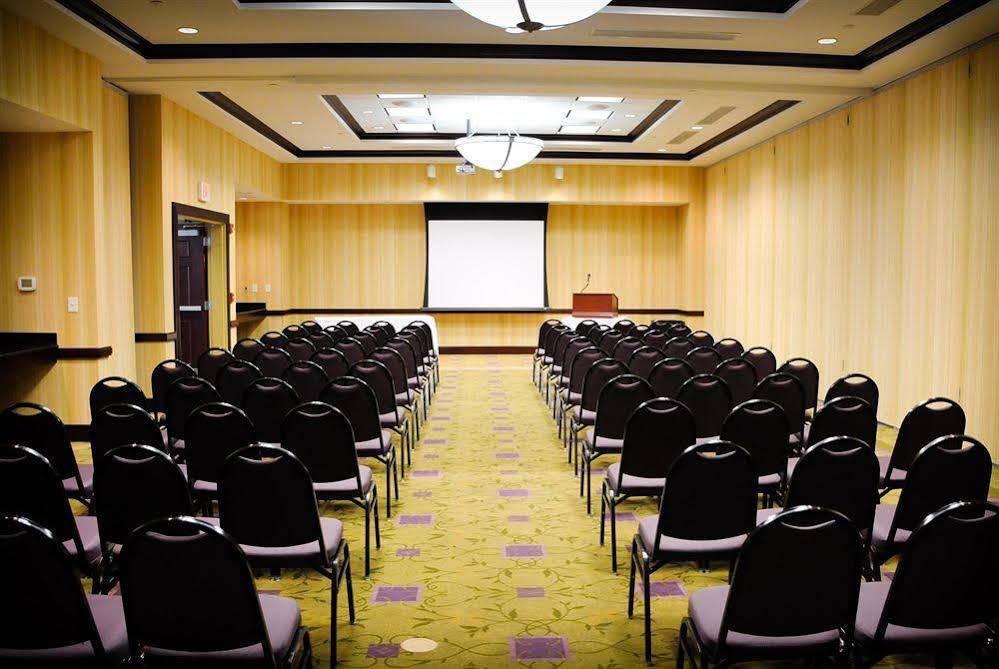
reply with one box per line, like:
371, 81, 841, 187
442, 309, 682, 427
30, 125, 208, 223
817, 37, 838, 45
177, 26, 198, 34
374, 126, 385, 130
362, 110, 374, 115
560, 125, 600, 134
578, 96, 624, 103
378, 94, 425, 99
396, 123, 435, 132
322, 145, 332, 149
657, 148, 668, 153
568, 109, 612, 121
625, 114, 637, 118
611, 128, 623, 132
290, 120, 303, 125
238, 196, 247, 201
386, 107, 430, 118
691, 125, 704, 131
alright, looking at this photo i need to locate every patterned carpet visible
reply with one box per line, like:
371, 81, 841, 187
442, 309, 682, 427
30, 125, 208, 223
74, 354, 998, 667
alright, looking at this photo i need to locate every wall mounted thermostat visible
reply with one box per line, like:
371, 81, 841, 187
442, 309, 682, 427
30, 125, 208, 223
17, 276, 37, 292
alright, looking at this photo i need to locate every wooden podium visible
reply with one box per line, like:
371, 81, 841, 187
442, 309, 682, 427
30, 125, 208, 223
572, 293, 619, 318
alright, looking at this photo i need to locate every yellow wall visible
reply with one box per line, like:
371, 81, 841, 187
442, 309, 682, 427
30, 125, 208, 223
705, 41, 998, 455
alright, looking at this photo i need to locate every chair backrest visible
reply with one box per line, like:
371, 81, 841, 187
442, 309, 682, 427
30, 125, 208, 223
713, 358, 758, 406
741, 346, 776, 379
319, 376, 383, 444
259, 331, 289, 349
720, 507, 863, 646
300, 320, 322, 334
334, 338, 367, 366
119, 517, 277, 664
825, 373, 879, 417
365, 325, 390, 347
598, 330, 625, 356
253, 346, 293, 378
753, 372, 806, 434
549, 331, 577, 368
90, 376, 146, 417
887, 397, 966, 473
219, 446, 324, 556
0, 402, 78, 479
184, 402, 257, 486
350, 359, 399, 418
631, 324, 650, 338
215, 359, 262, 407
0, 516, 106, 657
197, 348, 234, 385
281, 324, 306, 340
408, 321, 435, 353
689, 329, 714, 348
537, 319, 562, 349
242, 378, 299, 444
337, 320, 360, 336
785, 436, 879, 535
165, 376, 220, 441
654, 442, 756, 556
890, 435, 992, 536
713, 337, 744, 359
385, 338, 420, 381
307, 331, 335, 351
612, 337, 643, 365
94, 445, 192, 546
580, 359, 630, 412
573, 319, 596, 336
628, 346, 666, 380
677, 374, 733, 438
281, 402, 363, 486
284, 337, 317, 363
613, 319, 635, 333
779, 357, 819, 412
0, 445, 79, 546
647, 358, 694, 399
874, 500, 999, 638
651, 318, 683, 331
353, 331, 378, 356
588, 324, 611, 345
373, 320, 397, 337
543, 326, 571, 360
641, 329, 669, 351
594, 375, 654, 440
370, 347, 410, 395
619, 398, 696, 481
91, 403, 165, 463
666, 323, 691, 339
721, 399, 789, 481
566, 347, 604, 394
560, 338, 592, 382
281, 361, 329, 403
663, 336, 695, 358
807, 396, 877, 448
323, 325, 349, 344
686, 346, 723, 375
151, 359, 195, 414
232, 338, 264, 363
311, 347, 351, 380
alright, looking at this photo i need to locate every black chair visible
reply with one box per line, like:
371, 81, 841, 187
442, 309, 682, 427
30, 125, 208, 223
352, 331, 378, 357
569, 359, 629, 469
721, 399, 789, 504
556, 346, 603, 446
533, 319, 562, 385
216, 359, 263, 407
323, 325, 349, 345
371, 320, 396, 337
588, 324, 611, 345
307, 331, 335, 351
185, 402, 257, 508
400, 328, 435, 397
612, 337, 643, 366
630, 442, 757, 661
779, 357, 819, 417
282, 361, 329, 403
880, 397, 965, 493
599, 330, 625, 357
641, 329, 670, 352
385, 337, 428, 419
628, 346, 666, 380
686, 346, 723, 375
164, 376, 220, 458
825, 373, 879, 417
118, 516, 312, 667
260, 331, 290, 350
648, 358, 694, 399
580, 375, 654, 514
806, 396, 877, 449
713, 358, 757, 406
219, 445, 354, 663
233, 338, 265, 363
282, 402, 380, 576
677, 374, 733, 440
689, 330, 714, 348
741, 346, 776, 380
90, 403, 166, 465
312, 347, 351, 380
651, 319, 683, 331
614, 319, 636, 334
553, 337, 593, 424
370, 347, 420, 441
854, 500, 999, 666
663, 336, 695, 359
282, 324, 307, 340
0, 402, 92, 504
320, 377, 398, 517
254, 346, 294, 378
334, 338, 366, 367
90, 376, 147, 417
753, 372, 807, 449
574, 319, 597, 336
0, 515, 128, 664
350, 359, 411, 470
666, 323, 692, 339
198, 347, 234, 385
337, 320, 359, 336
678, 507, 864, 668
285, 338, 317, 363
242, 377, 299, 445
601, 398, 695, 572
713, 338, 744, 359
545, 331, 580, 406
150, 359, 195, 420
631, 324, 650, 338
407, 321, 438, 384
301, 320, 322, 334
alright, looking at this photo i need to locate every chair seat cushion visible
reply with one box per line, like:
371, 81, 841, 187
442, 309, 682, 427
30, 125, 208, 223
854, 582, 988, 647
407, 377, 422, 389
356, 431, 395, 456
606, 463, 664, 496
583, 431, 624, 453
572, 407, 596, 424
756, 507, 782, 525
878, 455, 906, 488
786, 457, 799, 479
379, 411, 402, 428
690, 585, 840, 653
758, 472, 781, 487
542, 356, 553, 364
239, 518, 344, 565
695, 436, 721, 445
638, 517, 746, 558
395, 390, 415, 404
314, 465, 374, 496
192, 478, 218, 494
65, 515, 101, 566
871, 504, 910, 552
63, 464, 94, 496
0, 595, 129, 661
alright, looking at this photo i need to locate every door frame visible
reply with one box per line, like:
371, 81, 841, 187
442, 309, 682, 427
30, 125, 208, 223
171, 202, 231, 358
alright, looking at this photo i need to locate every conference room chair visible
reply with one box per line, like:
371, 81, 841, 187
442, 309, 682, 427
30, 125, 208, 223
686, 346, 723, 375
184, 402, 257, 511
588, 324, 611, 345
349, 360, 412, 470
580, 374, 654, 514
260, 330, 290, 350
398, 329, 435, 397
216, 359, 263, 407
407, 321, 436, 367
89, 376, 148, 418
666, 323, 692, 339
805, 395, 877, 449
545, 331, 580, 407
150, 359, 195, 423
533, 319, 562, 386
0, 402, 93, 505
337, 320, 360, 336
93, 444, 192, 592
0, 444, 102, 590
741, 346, 777, 380
352, 331, 378, 357
364, 325, 390, 348
218, 445, 354, 663
574, 319, 597, 336
598, 329, 625, 357
233, 337, 266, 362
385, 337, 429, 420
282, 324, 307, 340
647, 357, 694, 399
118, 516, 313, 667
854, 500, 999, 666
300, 320, 322, 334
600, 398, 695, 572
320, 377, 399, 518
720, 399, 790, 506
879, 396, 966, 494
826, 372, 880, 418
164, 376, 220, 459
556, 346, 603, 447
640, 329, 670, 351
630, 324, 650, 338
282, 402, 380, 576
197, 347, 235, 386
713, 337, 744, 359
311, 347, 351, 380
323, 325, 350, 345
242, 378, 300, 446
663, 336, 695, 358
285, 337, 317, 363
0, 515, 128, 665
90, 403, 168, 466
613, 319, 636, 334
612, 336, 643, 366
779, 357, 820, 418
677, 374, 733, 441
282, 361, 329, 402
629, 442, 757, 662
334, 338, 367, 367
753, 372, 807, 450
568, 358, 629, 470
628, 346, 666, 380
307, 330, 335, 351
254, 346, 294, 378
370, 347, 421, 441
870, 435, 991, 577
677, 507, 864, 668
688, 329, 714, 348
713, 357, 758, 406
372, 320, 396, 337
553, 337, 595, 430
650, 318, 683, 331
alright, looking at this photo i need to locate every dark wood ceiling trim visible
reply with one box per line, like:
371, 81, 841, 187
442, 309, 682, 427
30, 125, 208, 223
54, 0, 151, 52
856, 0, 990, 65
686, 99, 798, 158
199, 92, 300, 156
235, 1, 798, 12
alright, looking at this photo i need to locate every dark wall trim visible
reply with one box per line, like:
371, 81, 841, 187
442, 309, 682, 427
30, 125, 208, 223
201, 92, 301, 156
56, 346, 113, 359
686, 100, 797, 158
424, 202, 550, 221
236, 1, 798, 11
440, 346, 537, 354
259, 307, 705, 316
135, 332, 177, 343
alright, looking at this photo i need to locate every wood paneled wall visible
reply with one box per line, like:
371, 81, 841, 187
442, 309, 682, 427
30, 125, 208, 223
705, 41, 998, 456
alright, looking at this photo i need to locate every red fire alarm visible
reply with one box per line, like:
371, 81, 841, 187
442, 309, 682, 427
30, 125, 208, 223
228, 222, 235, 234
228, 291, 236, 304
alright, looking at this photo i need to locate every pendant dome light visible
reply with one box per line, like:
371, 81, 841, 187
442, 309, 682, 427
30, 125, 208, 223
450, 0, 612, 33
455, 134, 544, 172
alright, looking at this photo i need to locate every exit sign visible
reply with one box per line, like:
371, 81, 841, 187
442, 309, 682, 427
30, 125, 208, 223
198, 180, 211, 203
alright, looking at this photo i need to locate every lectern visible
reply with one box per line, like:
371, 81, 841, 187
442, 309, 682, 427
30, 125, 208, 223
572, 293, 619, 318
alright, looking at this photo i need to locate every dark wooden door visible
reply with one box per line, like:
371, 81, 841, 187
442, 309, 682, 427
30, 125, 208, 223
175, 227, 209, 364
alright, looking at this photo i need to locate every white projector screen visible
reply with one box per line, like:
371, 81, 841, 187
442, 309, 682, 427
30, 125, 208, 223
426, 217, 547, 309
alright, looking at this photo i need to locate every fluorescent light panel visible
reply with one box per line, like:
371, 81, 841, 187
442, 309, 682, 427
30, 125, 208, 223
386, 107, 430, 117
395, 123, 435, 132
577, 96, 624, 103
378, 94, 425, 99
568, 109, 612, 121
560, 125, 600, 134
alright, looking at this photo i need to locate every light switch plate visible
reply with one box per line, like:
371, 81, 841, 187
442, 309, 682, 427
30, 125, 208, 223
264, 284, 272, 293
251, 283, 258, 293
67, 296, 79, 313
17, 276, 36, 292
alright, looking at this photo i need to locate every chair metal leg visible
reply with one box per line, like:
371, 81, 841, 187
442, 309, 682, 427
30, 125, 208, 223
330, 571, 339, 665
610, 495, 618, 573
643, 557, 653, 662
628, 539, 638, 619
364, 500, 371, 577
373, 492, 381, 549
677, 618, 688, 669
599, 482, 607, 546
344, 543, 356, 624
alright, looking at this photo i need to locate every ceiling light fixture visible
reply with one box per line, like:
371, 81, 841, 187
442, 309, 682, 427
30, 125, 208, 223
691, 125, 704, 131
578, 96, 624, 103
176, 26, 198, 34
362, 110, 374, 115
396, 123, 435, 132
455, 121, 543, 172
560, 125, 600, 134
322, 145, 332, 149
817, 37, 838, 45
568, 109, 613, 121
386, 107, 430, 118
378, 94, 425, 99
451, 0, 612, 33
291, 120, 303, 125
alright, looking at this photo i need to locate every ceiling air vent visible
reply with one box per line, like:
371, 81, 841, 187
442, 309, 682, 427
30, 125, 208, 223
854, 0, 904, 16
668, 131, 697, 145
592, 28, 738, 41
697, 106, 737, 125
